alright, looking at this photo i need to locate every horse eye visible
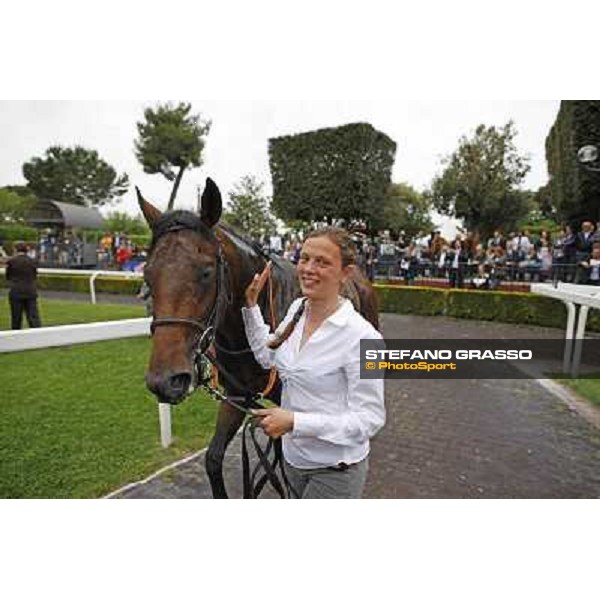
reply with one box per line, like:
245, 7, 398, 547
199, 267, 214, 282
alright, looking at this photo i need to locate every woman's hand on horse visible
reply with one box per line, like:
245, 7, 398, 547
251, 407, 294, 438
245, 261, 272, 307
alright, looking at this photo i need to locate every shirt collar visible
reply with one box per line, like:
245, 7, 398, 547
327, 297, 353, 327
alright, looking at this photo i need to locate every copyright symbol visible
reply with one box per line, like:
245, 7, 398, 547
366, 362, 376, 370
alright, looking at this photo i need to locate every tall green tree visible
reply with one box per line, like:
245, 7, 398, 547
382, 182, 433, 240
222, 175, 276, 239
135, 102, 211, 210
545, 100, 600, 225
429, 121, 530, 239
22, 146, 129, 206
269, 122, 396, 227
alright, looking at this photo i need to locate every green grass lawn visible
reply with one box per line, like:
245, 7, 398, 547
559, 377, 600, 407
0, 337, 218, 498
0, 297, 145, 330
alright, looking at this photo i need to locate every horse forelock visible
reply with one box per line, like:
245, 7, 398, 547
149, 210, 216, 253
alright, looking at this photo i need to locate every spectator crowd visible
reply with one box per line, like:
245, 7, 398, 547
260, 219, 600, 290
2, 220, 599, 292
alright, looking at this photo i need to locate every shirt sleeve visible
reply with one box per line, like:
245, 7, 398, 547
241, 297, 302, 369
292, 328, 386, 446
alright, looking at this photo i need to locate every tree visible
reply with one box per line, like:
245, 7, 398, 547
545, 100, 600, 225
22, 146, 129, 206
135, 102, 211, 210
0, 187, 36, 223
382, 182, 433, 240
103, 211, 150, 235
269, 122, 396, 227
222, 175, 277, 239
429, 121, 530, 239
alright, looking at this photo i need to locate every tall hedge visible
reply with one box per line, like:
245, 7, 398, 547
546, 101, 600, 226
268, 122, 396, 228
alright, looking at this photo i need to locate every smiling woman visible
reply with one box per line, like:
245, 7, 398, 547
242, 226, 386, 499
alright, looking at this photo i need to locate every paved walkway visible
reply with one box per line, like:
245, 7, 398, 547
109, 314, 600, 499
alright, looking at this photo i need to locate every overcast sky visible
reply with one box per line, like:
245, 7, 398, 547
0, 100, 560, 223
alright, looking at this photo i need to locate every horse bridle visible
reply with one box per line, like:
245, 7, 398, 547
149, 242, 227, 363
148, 224, 265, 397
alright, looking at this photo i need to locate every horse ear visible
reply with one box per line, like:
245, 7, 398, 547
136, 187, 162, 227
200, 178, 222, 228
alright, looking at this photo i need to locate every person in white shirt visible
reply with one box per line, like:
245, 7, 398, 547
241, 227, 385, 499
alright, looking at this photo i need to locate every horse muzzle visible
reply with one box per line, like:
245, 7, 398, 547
145, 370, 195, 404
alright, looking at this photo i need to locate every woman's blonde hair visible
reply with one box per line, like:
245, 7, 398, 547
305, 226, 357, 267
267, 227, 356, 349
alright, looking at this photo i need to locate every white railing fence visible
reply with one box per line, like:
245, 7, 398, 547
531, 282, 600, 377
0, 267, 143, 304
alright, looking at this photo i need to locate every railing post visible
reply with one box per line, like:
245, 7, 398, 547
571, 305, 590, 379
89, 272, 101, 304
159, 403, 172, 448
562, 301, 577, 374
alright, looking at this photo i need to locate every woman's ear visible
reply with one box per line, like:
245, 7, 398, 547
341, 264, 355, 284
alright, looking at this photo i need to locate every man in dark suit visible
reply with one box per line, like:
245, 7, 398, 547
6, 243, 42, 329
576, 221, 595, 283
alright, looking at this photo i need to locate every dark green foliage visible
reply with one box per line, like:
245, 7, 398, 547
545, 100, 600, 225
445, 289, 570, 328
222, 175, 276, 238
104, 211, 150, 236
269, 122, 396, 227
375, 285, 446, 316
430, 122, 531, 239
22, 146, 129, 206
0, 187, 36, 223
135, 102, 211, 209
128, 234, 151, 248
383, 183, 433, 239
0, 223, 38, 242
374, 285, 600, 332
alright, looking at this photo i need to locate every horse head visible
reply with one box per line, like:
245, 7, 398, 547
137, 178, 224, 404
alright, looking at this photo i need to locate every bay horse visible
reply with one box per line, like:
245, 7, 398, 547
137, 178, 379, 498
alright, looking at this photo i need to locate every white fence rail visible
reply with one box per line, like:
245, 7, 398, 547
531, 282, 600, 377
0, 317, 150, 352
0, 318, 174, 447
0, 267, 143, 304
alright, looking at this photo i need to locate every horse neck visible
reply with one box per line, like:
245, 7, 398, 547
215, 226, 270, 341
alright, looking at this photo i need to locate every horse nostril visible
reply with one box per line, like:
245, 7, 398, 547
145, 371, 192, 403
169, 372, 192, 395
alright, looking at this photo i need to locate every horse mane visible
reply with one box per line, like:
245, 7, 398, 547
217, 222, 299, 324
217, 222, 267, 260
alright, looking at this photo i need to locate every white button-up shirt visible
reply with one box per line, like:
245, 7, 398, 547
241, 297, 385, 469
